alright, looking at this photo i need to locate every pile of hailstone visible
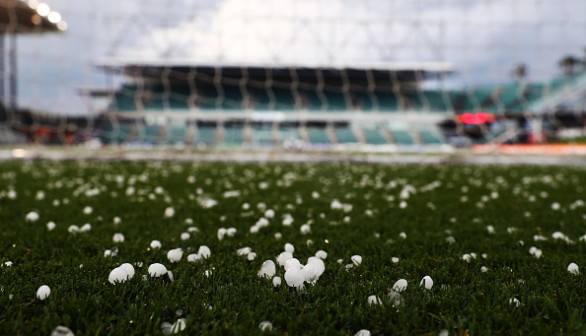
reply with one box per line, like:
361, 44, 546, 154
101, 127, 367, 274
258, 244, 326, 290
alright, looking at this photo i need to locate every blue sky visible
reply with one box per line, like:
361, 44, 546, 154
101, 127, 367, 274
16, 0, 586, 115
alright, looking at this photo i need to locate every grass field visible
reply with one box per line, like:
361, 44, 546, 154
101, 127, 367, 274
1, 161, 586, 335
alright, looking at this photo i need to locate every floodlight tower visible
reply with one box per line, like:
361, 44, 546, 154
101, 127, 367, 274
0, 0, 66, 110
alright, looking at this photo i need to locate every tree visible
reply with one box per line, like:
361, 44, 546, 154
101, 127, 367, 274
558, 55, 582, 75
512, 63, 527, 81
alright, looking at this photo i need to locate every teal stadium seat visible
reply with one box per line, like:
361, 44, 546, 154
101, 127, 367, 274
195, 126, 217, 146
334, 127, 359, 144
418, 129, 445, 145
307, 127, 330, 144
389, 129, 415, 145
362, 127, 387, 145
279, 126, 302, 143
251, 125, 275, 146
166, 125, 187, 144
223, 125, 246, 145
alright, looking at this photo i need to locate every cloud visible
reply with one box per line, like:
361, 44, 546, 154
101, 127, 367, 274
15, 0, 586, 115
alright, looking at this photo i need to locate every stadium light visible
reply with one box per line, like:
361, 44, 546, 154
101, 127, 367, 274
35, 3, 50, 17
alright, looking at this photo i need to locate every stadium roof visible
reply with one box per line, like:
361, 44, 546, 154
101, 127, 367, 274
0, 0, 67, 33
98, 59, 454, 84
99, 58, 453, 73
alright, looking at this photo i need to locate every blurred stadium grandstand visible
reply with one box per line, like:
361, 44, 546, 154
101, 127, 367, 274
1, 0, 586, 150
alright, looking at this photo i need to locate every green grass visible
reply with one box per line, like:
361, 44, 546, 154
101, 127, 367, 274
1, 161, 586, 335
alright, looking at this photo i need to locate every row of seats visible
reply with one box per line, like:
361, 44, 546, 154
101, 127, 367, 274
111, 75, 581, 114
101, 123, 445, 146
112, 85, 453, 113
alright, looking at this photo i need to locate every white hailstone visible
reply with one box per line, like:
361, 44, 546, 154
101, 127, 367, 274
50, 325, 75, 336
355, 330, 371, 336
486, 225, 495, 234
568, 263, 580, 275
257, 217, 270, 227
277, 251, 293, 266
47, 222, 56, 231
113, 233, 125, 243
258, 260, 277, 278
315, 250, 328, 260
7, 190, 17, 199
164, 207, 175, 218
351, 255, 362, 266
579, 234, 586, 242
306, 239, 314, 247
187, 253, 202, 263
534, 235, 548, 241
198, 245, 211, 259
439, 329, 449, 336
509, 297, 521, 307
529, 247, 543, 259
551, 202, 561, 210
259, 321, 273, 332
284, 258, 302, 271
104, 250, 112, 257
120, 263, 135, 279
80, 223, 91, 232
167, 271, 175, 282
462, 254, 472, 263
150, 240, 162, 249
399, 201, 407, 209
481, 266, 488, 273
507, 227, 517, 234
187, 226, 198, 233
367, 295, 383, 306
83, 206, 93, 215
481, 253, 488, 259
392, 279, 408, 293
302, 264, 319, 283
274, 232, 282, 240
167, 248, 183, 263
391, 257, 400, 264
307, 257, 325, 278
345, 264, 354, 270
180, 232, 190, 241
284, 267, 305, 289
337, 259, 344, 264
272, 276, 282, 287
217, 228, 227, 240
148, 263, 168, 277
282, 215, 294, 226
420, 276, 433, 290
300, 224, 311, 235
171, 318, 186, 334
204, 270, 212, 278
242, 203, 250, 210
3, 261, 13, 267
108, 267, 128, 284
312, 191, 320, 199
264, 209, 275, 218
247, 252, 257, 261
250, 225, 260, 234
399, 232, 407, 239
237, 247, 252, 256
25, 211, 40, 222
36, 285, 51, 300
68, 225, 80, 234
226, 227, 237, 237
284, 243, 295, 253
113, 216, 121, 225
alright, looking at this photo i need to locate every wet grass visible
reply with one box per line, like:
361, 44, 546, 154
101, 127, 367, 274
1, 161, 586, 335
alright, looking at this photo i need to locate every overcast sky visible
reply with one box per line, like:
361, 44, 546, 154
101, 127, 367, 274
16, 0, 586, 115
